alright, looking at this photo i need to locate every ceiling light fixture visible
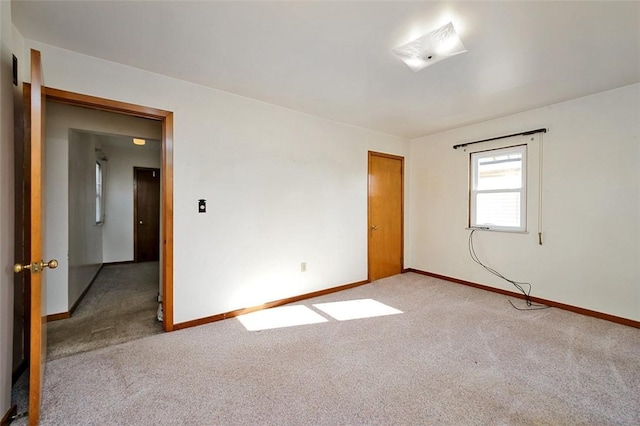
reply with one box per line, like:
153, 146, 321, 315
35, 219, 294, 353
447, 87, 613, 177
133, 138, 146, 146
392, 22, 466, 72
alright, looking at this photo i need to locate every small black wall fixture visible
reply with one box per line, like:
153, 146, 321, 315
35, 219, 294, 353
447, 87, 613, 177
13, 55, 18, 86
453, 128, 547, 150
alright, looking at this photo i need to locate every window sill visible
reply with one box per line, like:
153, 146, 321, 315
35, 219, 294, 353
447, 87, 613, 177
466, 227, 528, 234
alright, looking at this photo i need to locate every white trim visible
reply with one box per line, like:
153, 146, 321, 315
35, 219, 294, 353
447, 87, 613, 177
469, 145, 527, 233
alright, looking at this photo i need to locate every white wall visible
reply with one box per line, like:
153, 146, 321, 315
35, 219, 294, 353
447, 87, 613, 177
101, 139, 161, 262
44, 102, 162, 315
0, 0, 14, 417
409, 84, 640, 321
23, 41, 410, 325
67, 130, 103, 309
44, 102, 69, 315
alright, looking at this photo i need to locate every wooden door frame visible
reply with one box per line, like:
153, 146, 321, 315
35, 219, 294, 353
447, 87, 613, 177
367, 151, 405, 281
133, 167, 161, 263
24, 84, 175, 331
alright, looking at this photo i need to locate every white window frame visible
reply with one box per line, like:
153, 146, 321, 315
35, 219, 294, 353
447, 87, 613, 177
96, 161, 104, 224
470, 144, 527, 232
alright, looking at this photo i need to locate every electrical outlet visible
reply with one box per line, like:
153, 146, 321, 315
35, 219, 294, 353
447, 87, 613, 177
301, 262, 307, 272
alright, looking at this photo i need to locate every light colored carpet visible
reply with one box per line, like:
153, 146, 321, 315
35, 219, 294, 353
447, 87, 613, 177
17, 273, 640, 424
11, 261, 163, 421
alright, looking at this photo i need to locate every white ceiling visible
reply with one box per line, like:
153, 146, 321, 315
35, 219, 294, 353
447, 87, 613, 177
12, 1, 640, 139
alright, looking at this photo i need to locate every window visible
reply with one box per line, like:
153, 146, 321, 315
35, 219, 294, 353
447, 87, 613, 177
96, 161, 103, 224
470, 145, 526, 232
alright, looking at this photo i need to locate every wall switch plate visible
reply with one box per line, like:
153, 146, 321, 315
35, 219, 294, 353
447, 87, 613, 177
301, 262, 307, 272
198, 199, 206, 213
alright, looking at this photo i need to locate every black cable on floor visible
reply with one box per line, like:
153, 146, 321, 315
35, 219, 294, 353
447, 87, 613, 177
468, 229, 550, 311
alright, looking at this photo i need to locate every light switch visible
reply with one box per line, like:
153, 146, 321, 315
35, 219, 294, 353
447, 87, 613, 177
198, 199, 206, 213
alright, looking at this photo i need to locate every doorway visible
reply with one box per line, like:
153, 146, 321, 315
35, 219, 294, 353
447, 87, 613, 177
11, 86, 175, 409
134, 167, 161, 262
44, 87, 174, 330
368, 151, 404, 281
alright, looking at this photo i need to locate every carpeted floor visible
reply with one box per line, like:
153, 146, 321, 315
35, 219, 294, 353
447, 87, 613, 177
13, 272, 640, 425
11, 261, 162, 421
47, 261, 163, 360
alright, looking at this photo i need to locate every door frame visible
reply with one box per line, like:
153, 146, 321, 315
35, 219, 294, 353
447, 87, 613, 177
367, 151, 404, 281
25, 84, 175, 331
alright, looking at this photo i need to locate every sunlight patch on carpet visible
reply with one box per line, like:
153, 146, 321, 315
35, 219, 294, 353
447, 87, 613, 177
313, 298, 403, 321
237, 305, 328, 331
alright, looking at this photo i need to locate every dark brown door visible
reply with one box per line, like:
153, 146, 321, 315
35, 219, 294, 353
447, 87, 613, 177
368, 151, 404, 281
134, 168, 160, 262
12, 57, 30, 388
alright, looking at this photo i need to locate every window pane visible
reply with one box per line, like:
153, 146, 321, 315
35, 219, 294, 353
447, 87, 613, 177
476, 153, 522, 190
96, 162, 102, 223
475, 192, 521, 227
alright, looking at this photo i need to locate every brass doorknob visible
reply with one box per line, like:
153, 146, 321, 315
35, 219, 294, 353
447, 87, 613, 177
13, 259, 58, 273
13, 263, 30, 273
43, 259, 58, 269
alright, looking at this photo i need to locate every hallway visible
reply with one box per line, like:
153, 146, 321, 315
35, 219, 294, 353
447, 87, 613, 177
47, 261, 163, 360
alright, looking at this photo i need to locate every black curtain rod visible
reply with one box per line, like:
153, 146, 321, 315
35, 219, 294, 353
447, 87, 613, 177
453, 128, 547, 150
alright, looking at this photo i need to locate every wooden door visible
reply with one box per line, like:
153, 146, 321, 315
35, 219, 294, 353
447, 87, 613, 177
134, 168, 160, 262
20, 48, 53, 425
368, 152, 404, 281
